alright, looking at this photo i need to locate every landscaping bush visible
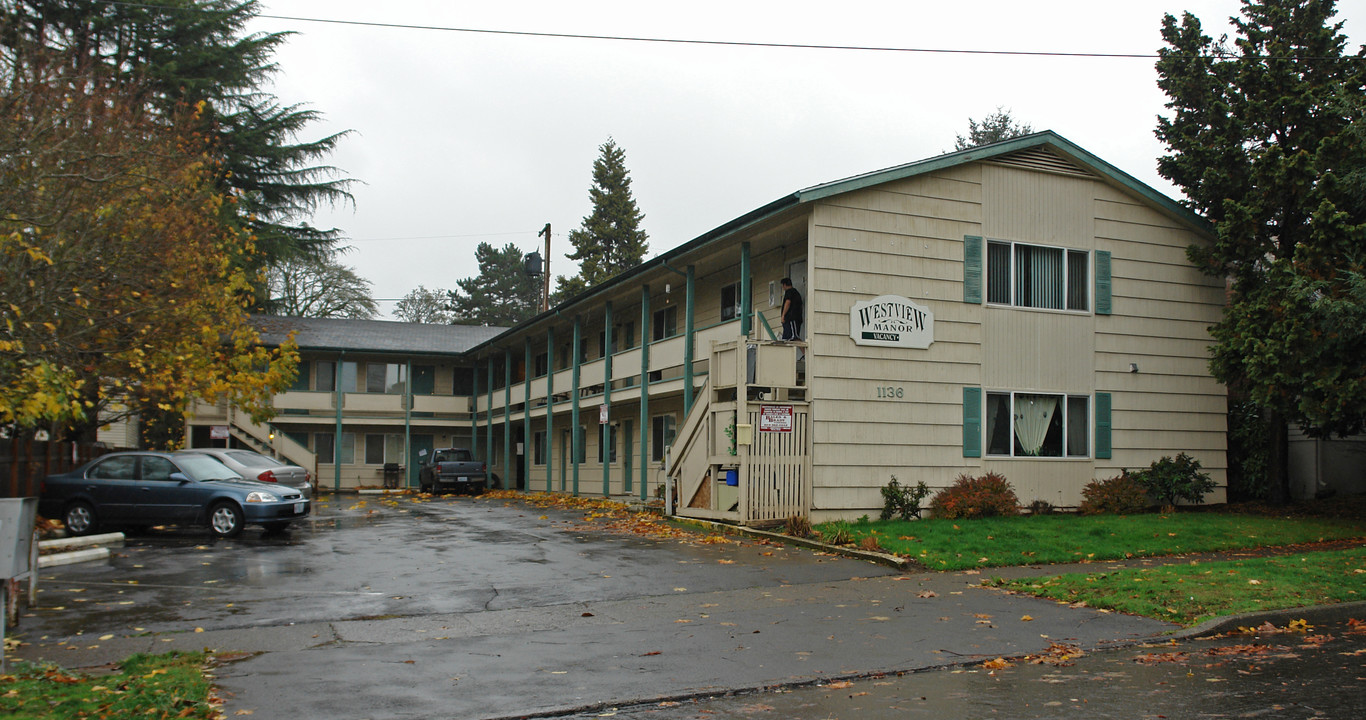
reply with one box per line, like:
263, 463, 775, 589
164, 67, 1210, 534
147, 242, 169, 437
1026, 499, 1056, 515
1130, 453, 1216, 509
879, 476, 931, 521
820, 521, 855, 545
784, 514, 812, 538
1078, 472, 1149, 515
928, 472, 1020, 519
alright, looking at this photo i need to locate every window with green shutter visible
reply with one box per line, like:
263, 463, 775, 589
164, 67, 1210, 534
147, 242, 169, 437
964, 236, 984, 304
1095, 251, 1112, 316
962, 387, 983, 457
1094, 392, 1113, 459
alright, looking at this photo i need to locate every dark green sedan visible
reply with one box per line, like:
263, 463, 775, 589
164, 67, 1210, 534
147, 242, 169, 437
39, 451, 310, 538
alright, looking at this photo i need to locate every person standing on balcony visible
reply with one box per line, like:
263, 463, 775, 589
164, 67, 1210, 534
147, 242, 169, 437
780, 278, 803, 341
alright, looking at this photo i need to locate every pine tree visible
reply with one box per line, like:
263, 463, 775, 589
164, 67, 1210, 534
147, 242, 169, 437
954, 107, 1034, 150
556, 138, 649, 299
1, 0, 353, 274
448, 243, 542, 326
1155, 0, 1366, 502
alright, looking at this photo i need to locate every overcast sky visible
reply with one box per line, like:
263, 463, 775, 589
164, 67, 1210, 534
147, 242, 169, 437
247, 1, 1363, 319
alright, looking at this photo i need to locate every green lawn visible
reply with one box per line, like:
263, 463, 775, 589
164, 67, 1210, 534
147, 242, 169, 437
816, 512, 1365, 571
0, 652, 219, 720
997, 546, 1366, 626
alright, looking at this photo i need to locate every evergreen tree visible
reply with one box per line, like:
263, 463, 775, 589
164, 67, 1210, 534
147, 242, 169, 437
1, 0, 353, 275
556, 138, 649, 298
954, 107, 1034, 150
1155, 0, 1366, 502
448, 243, 541, 326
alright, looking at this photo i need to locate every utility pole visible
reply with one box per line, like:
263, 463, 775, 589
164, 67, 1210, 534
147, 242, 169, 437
538, 223, 552, 311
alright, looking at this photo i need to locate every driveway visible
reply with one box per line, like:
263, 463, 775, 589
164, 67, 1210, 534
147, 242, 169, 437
13, 494, 1174, 719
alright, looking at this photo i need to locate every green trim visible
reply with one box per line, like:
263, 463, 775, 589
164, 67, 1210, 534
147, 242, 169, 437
571, 315, 582, 496
963, 235, 984, 304
603, 301, 613, 497
1095, 250, 1113, 316
962, 387, 983, 458
545, 326, 555, 493
683, 266, 695, 416
1095, 392, 1113, 459
740, 242, 752, 338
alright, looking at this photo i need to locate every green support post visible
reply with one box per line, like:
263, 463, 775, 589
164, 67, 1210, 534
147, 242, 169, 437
546, 326, 555, 492
740, 242, 752, 338
334, 352, 344, 492
523, 337, 532, 494
485, 356, 493, 468
602, 301, 613, 497
639, 285, 651, 500
472, 363, 479, 462
571, 315, 582, 496
684, 265, 695, 416
503, 347, 512, 492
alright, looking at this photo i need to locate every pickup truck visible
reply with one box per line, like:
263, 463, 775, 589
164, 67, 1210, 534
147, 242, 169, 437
418, 448, 488, 494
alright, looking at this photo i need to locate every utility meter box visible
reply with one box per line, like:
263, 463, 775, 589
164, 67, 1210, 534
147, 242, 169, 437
0, 497, 38, 578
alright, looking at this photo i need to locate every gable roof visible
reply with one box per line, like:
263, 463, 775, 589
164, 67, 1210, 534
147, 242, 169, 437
471, 131, 1210, 354
253, 315, 505, 356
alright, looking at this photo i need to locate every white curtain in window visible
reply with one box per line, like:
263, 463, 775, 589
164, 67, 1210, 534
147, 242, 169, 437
1013, 394, 1057, 456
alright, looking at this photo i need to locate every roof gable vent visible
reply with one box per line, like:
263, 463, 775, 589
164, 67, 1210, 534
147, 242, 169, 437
986, 146, 1094, 179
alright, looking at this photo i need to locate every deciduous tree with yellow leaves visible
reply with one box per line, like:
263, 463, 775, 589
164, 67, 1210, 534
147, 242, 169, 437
0, 53, 297, 438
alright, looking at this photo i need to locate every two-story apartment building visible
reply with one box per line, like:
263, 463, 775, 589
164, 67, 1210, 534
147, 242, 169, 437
190, 132, 1229, 523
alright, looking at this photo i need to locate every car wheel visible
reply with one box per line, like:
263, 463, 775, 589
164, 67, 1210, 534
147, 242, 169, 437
262, 521, 290, 534
208, 502, 244, 538
63, 501, 97, 536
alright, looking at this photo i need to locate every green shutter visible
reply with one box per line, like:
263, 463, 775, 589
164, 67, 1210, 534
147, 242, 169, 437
963, 387, 983, 458
964, 235, 983, 304
1095, 250, 1112, 316
1094, 391, 1112, 459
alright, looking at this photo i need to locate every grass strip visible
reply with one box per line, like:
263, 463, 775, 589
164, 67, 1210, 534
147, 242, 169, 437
0, 651, 218, 720
996, 546, 1366, 626
815, 513, 1364, 571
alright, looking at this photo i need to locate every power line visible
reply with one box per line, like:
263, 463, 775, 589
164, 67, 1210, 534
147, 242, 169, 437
95, 1, 1154, 59
344, 230, 545, 243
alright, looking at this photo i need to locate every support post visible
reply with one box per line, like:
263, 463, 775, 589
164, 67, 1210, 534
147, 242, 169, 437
684, 265, 696, 416
571, 314, 582, 496
524, 337, 532, 494
503, 347, 512, 491
546, 326, 555, 492
740, 242, 752, 338
639, 285, 651, 500
602, 301, 613, 497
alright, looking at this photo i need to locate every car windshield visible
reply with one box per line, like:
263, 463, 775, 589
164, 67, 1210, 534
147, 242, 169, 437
175, 454, 244, 481
225, 451, 284, 468
435, 450, 472, 462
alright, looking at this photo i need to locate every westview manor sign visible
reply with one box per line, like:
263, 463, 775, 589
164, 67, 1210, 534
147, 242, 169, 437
849, 295, 934, 349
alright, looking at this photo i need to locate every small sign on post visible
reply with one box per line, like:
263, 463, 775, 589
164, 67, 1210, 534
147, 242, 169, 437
599, 404, 609, 425
210, 425, 229, 440
759, 405, 794, 433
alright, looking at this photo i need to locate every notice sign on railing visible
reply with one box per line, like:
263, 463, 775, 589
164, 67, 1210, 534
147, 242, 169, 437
849, 294, 934, 349
759, 405, 794, 433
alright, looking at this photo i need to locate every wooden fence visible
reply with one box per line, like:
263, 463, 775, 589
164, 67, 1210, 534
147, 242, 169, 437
1, 439, 111, 499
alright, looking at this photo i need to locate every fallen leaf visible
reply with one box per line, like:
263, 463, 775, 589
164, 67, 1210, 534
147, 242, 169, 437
826, 681, 854, 689
1020, 615, 1034, 622
916, 590, 937, 599
982, 657, 1013, 669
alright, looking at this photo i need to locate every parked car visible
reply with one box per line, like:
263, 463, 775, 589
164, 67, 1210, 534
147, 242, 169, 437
39, 451, 311, 538
176, 448, 314, 498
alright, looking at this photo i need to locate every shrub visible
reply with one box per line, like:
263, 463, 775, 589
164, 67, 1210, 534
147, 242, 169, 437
785, 514, 812, 538
1131, 452, 1216, 509
1078, 472, 1149, 515
880, 476, 931, 521
928, 472, 1020, 519
1026, 499, 1055, 515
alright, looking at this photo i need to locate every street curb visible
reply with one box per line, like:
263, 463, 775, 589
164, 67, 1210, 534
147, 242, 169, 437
39, 532, 125, 554
39, 547, 110, 568
663, 515, 917, 571
1170, 599, 1366, 639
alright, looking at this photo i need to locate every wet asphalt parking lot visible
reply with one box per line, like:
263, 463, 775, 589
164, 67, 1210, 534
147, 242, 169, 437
17, 493, 1357, 719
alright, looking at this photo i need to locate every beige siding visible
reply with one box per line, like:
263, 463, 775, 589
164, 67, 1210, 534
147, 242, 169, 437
806, 161, 1227, 518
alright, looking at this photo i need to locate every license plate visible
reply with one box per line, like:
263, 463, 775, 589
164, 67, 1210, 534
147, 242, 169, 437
294, 502, 306, 514
459, 476, 468, 482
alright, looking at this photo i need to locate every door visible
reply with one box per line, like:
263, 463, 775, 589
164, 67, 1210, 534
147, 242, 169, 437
411, 365, 435, 396
85, 455, 139, 522
560, 429, 570, 492
409, 434, 434, 487
514, 426, 526, 490
136, 455, 199, 523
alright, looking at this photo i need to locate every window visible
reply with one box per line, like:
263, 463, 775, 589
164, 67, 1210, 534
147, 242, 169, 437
88, 455, 136, 480
364, 434, 404, 464
652, 306, 677, 341
340, 361, 359, 392
533, 431, 547, 465
618, 322, 635, 350
576, 425, 587, 463
366, 363, 405, 394
316, 361, 336, 392
986, 241, 1089, 311
651, 415, 676, 462
289, 361, 311, 392
598, 424, 618, 463
598, 331, 607, 358
535, 352, 549, 377
985, 392, 1089, 458
142, 456, 176, 481
720, 283, 740, 321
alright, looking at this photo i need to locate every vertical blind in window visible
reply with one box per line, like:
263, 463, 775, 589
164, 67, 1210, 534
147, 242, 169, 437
986, 240, 1089, 311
